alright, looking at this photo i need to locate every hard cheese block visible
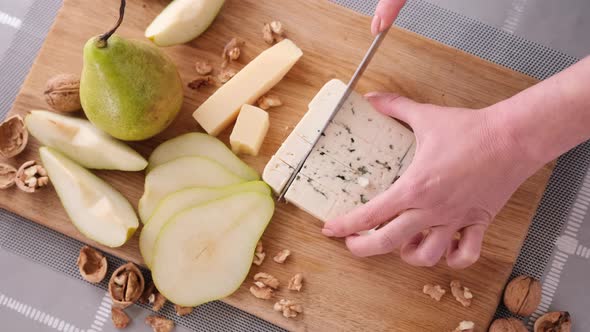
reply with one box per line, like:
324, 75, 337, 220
193, 39, 303, 136
263, 79, 416, 222
230, 104, 269, 156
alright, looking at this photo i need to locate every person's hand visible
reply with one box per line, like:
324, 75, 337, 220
371, 0, 408, 35
321, 93, 538, 269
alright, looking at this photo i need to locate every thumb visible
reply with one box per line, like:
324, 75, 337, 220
365, 92, 424, 126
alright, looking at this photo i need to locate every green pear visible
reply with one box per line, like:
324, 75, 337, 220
80, 0, 183, 141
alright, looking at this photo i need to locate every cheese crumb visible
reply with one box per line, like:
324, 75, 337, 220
357, 177, 369, 188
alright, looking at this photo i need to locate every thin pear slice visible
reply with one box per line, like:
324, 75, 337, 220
152, 192, 274, 306
145, 0, 225, 47
26, 111, 147, 171
139, 156, 243, 221
140, 181, 270, 267
40, 147, 139, 247
147, 132, 259, 180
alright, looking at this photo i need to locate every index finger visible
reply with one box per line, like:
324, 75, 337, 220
372, 0, 407, 35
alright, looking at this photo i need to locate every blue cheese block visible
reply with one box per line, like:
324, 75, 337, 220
263, 79, 416, 222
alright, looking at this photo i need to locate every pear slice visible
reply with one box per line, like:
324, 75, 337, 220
26, 111, 147, 171
139, 156, 243, 222
147, 132, 258, 180
40, 147, 139, 247
152, 192, 274, 306
145, 0, 225, 47
140, 181, 270, 267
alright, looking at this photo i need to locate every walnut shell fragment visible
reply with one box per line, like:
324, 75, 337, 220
503, 275, 541, 316
534, 311, 571, 332
77, 246, 108, 283
0, 163, 17, 189
450, 280, 473, 307
111, 307, 130, 329
489, 318, 528, 332
15, 160, 49, 193
0, 115, 28, 158
109, 262, 145, 308
44, 74, 81, 113
145, 315, 174, 332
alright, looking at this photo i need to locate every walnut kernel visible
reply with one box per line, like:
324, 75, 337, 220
452, 321, 474, 332
288, 273, 303, 291
195, 61, 213, 75
15, 161, 49, 193
0, 115, 28, 158
174, 304, 193, 316
145, 315, 174, 332
77, 246, 108, 283
504, 275, 541, 316
0, 163, 17, 189
262, 23, 275, 45
423, 284, 446, 301
111, 307, 130, 329
489, 318, 528, 332
273, 249, 291, 264
253, 241, 266, 266
250, 284, 274, 300
257, 94, 282, 110
270, 21, 285, 36
44, 74, 81, 112
450, 280, 472, 307
152, 293, 167, 312
188, 76, 213, 90
534, 311, 571, 332
254, 272, 280, 289
273, 299, 303, 318
108, 262, 145, 308
218, 69, 237, 84
221, 38, 244, 67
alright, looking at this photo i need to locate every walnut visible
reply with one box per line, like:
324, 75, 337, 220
254, 272, 280, 289
257, 94, 282, 110
273, 249, 291, 264
221, 38, 244, 67
174, 304, 193, 316
218, 68, 237, 84
534, 311, 571, 332
273, 299, 303, 318
452, 321, 474, 332
253, 241, 266, 266
450, 280, 472, 307
111, 307, 130, 329
15, 161, 49, 193
262, 23, 275, 45
195, 61, 213, 75
152, 293, 167, 311
188, 76, 213, 90
139, 281, 156, 304
0, 115, 28, 158
503, 275, 541, 316
270, 21, 285, 36
423, 284, 446, 301
108, 262, 145, 308
489, 318, 528, 332
44, 74, 81, 112
250, 284, 274, 300
145, 315, 174, 332
288, 273, 303, 291
76, 246, 107, 283
0, 163, 17, 189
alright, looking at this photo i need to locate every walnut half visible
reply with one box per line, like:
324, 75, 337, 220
0, 163, 17, 189
423, 284, 446, 301
108, 262, 145, 308
15, 161, 49, 193
254, 272, 280, 289
273, 249, 291, 264
288, 273, 303, 292
534, 311, 571, 332
0, 115, 28, 158
273, 299, 303, 318
77, 246, 108, 283
252, 241, 266, 266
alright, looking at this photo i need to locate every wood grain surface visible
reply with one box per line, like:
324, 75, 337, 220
0, 0, 553, 330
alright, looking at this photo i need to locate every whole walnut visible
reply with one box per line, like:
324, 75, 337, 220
503, 275, 541, 316
489, 318, 528, 332
44, 74, 81, 112
534, 311, 571, 332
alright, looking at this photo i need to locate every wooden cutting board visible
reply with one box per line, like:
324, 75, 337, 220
0, 0, 553, 330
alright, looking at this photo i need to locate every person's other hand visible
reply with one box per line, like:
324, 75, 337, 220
322, 93, 537, 269
372, 0, 408, 35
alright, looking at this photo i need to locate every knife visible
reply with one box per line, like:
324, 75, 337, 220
277, 27, 391, 202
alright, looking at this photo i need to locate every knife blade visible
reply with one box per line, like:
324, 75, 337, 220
277, 27, 391, 202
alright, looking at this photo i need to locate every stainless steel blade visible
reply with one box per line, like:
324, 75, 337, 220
277, 27, 391, 201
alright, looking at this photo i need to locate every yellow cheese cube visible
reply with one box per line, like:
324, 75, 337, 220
193, 39, 303, 136
230, 105, 270, 156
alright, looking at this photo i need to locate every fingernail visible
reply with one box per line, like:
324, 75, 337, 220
364, 92, 385, 99
379, 17, 390, 33
371, 15, 382, 36
322, 228, 335, 237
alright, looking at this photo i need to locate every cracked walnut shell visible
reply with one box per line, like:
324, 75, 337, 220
77, 246, 108, 283
145, 315, 174, 332
0, 163, 17, 189
504, 275, 541, 316
534, 311, 571, 332
0, 115, 28, 158
44, 74, 81, 113
16, 161, 49, 193
109, 262, 145, 308
489, 318, 528, 332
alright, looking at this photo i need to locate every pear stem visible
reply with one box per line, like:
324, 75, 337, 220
96, 0, 126, 48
